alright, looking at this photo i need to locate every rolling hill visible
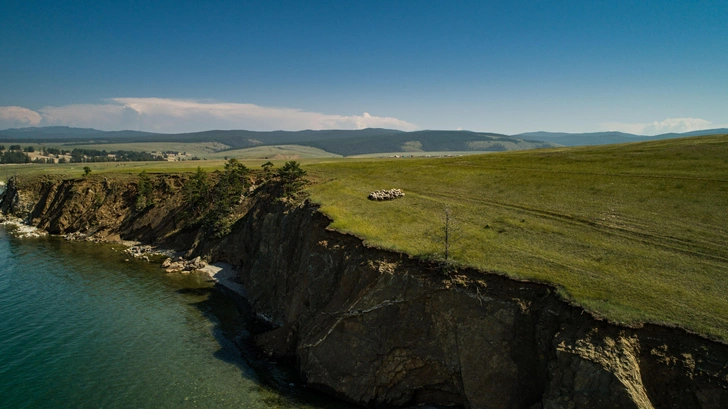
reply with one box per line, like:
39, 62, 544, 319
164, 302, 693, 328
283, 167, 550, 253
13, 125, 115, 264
2, 125, 727, 156
0, 127, 555, 156
514, 128, 728, 146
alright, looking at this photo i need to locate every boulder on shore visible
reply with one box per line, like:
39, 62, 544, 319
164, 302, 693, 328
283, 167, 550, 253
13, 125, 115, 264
162, 256, 207, 273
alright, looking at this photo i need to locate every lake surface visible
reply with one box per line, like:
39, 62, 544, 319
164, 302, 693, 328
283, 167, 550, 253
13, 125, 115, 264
0, 227, 351, 409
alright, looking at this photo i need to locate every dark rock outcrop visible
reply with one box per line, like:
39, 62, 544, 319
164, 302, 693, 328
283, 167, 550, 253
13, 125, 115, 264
214, 199, 728, 409
2, 175, 727, 409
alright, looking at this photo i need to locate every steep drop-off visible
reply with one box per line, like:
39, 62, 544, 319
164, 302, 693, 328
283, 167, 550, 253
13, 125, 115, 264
2, 175, 727, 409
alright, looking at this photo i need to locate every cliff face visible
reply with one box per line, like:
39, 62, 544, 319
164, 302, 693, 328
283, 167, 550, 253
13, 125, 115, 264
1, 174, 208, 250
2, 176, 727, 409
217, 200, 728, 409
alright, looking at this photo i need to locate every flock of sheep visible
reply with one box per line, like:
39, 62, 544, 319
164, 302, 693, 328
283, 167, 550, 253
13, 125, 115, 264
368, 188, 405, 201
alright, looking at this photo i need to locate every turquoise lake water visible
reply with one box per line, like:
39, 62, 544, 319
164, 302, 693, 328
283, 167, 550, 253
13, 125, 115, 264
0, 227, 351, 409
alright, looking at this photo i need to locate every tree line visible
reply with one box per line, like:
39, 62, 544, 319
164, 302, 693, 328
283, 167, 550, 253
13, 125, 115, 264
0, 145, 167, 164
67, 148, 165, 162
153, 159, 309, 237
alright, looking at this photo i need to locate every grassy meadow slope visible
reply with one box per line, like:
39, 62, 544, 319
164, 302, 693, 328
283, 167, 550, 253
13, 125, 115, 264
69, 142, 341, 159
0, 157, 324, 180
218, 145, 342, 159
302, 130, 554, 156
68, 141, 230, 159
306, 135, 728, 341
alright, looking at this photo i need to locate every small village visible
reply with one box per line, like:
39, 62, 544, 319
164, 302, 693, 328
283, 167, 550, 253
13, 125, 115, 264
0, 144, 201, 164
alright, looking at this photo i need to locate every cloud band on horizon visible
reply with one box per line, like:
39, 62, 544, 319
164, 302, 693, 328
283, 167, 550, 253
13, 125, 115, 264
601, 117, 720, 135
0, 98, 419, 133
1, 100, 723, 136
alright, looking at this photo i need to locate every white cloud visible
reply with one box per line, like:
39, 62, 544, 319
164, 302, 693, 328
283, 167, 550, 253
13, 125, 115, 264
601, 117, 716, 135
0, 98, 418, 133
0, 106, 43, 128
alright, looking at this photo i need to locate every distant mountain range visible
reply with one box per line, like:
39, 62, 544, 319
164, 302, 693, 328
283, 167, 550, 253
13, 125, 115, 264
0, 126, 726, 156
513, 128, 728, 146
0, 127, 555, 156
0, 126, 158, 140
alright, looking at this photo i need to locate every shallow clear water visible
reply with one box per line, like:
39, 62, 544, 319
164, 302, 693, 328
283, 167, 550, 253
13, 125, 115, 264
0, 227, 351, 409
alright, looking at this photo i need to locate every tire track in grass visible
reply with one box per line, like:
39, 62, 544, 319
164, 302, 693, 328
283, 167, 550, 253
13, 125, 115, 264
406, 190, 728, 265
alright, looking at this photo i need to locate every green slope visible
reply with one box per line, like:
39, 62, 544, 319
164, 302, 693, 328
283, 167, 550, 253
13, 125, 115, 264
217, 145, 342, 159
301, 130, 554, 156
306, 134, 728, 341
0, 127, 554, 155
67, 142, 340, 159
514, 128, 728, 146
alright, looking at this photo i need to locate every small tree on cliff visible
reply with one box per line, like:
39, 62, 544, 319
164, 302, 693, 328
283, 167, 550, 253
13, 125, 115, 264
216, 158, 250, 210
202, 159, 251, 237
427, 206, 460, 273
277, 160, 307, 197
184, 166, 210, 205
181, 166, 214, 224
223, 158, 249, 186
83, 166, 92, 177
135, 171, 153, 210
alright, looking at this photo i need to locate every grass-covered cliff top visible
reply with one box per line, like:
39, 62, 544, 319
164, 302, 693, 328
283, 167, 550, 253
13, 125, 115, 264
306, 135, 728, 342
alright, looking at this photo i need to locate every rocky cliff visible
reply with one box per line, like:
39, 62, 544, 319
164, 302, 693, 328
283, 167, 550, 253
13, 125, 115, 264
2, 175, 727, 409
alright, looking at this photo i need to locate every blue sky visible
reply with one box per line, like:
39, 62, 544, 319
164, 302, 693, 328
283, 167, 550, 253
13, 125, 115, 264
1, 0, 726, 134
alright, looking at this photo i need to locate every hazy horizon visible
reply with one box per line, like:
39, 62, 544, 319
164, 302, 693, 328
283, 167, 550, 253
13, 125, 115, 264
1, 123, 728, 138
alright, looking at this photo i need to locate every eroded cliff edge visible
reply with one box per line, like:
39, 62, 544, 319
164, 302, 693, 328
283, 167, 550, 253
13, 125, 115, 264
2, 175, 727, 409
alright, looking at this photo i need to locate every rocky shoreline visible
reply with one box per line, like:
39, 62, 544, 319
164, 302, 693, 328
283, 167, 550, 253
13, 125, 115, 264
0, 215, 47, 238
0, 214, 248, 299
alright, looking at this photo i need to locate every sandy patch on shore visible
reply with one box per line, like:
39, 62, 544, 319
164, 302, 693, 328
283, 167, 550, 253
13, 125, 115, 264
200, 262, 247, 298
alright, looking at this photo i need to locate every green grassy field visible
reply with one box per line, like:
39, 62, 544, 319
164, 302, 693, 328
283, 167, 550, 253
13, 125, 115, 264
19, 141, 228, 158
0, 156, 345, 180
306, 135, 728, 341
12, 141, 340, 160
219, 144, 341, 159
349, 151, 491, 158
3, 135, 727, 341
0, 160, 223, 179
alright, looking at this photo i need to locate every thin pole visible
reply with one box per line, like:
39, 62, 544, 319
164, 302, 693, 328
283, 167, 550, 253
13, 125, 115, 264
444, 207, 450, 261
